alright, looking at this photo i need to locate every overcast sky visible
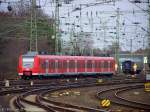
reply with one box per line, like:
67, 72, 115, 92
0, 0, 149, 51
41, 0, 148, 51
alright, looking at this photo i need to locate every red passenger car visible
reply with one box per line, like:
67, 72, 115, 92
18, 52, 116, 79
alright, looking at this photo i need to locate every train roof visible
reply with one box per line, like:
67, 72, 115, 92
36, 55, 115, 60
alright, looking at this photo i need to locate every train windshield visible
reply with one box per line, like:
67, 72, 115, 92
22, 57, 34, 68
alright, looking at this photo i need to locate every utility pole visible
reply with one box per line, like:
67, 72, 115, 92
90, 11, 94, 56
148, 0, 150, 68
102, 21, 106, 54
30, 0, 38, 52
80, 4, 82, 31
55, 0, 59, 55
116, 8, 120, 73
130, 39, 132, 58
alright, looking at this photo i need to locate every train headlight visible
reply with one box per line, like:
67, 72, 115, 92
115, 63, 118, 71
133, 63, 137, 72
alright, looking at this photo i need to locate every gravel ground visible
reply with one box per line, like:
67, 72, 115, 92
46, 84, 147, 112
117, 88, 150, 105
0, 95, 13, 112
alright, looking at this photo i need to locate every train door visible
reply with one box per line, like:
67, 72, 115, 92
95, 60, 98, 73
45, 60, 49, 75
92, 60, 95, 72
87, 60, 92, 72
55, 59, 58, 73
77, 60, 80, 73
77, 59, 86, 73
69, 60, 75, 73
100, 61, 104, 72
62, 60, 67, 73
110, 61, 113, 72
76, 59, 85, 73
108, 61, 111, 72
58, 59, 63, 74
103, 61, 108, 72
49, 59, 55, 73
39, 59, 45, 74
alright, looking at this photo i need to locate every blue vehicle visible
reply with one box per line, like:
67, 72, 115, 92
122, 60, 134, 74
122, 60, 142, 74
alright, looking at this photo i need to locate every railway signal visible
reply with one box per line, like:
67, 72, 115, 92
133, 63, 137, 73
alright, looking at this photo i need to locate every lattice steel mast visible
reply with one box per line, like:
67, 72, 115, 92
30, 0, 38, 52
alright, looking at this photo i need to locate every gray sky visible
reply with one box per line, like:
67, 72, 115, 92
0, 0, 149, 51
41, 0, 148, 51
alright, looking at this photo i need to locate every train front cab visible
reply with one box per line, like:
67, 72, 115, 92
18, 55, 38, 79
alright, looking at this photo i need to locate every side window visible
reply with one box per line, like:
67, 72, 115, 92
99, 61, 101, 68
55, 60, 58, 69
77, 61, 80, 69
63, 61, 67, 68
69, 60, 75, 68
110, 62, 113, 68
95, 61, 98, 68
82, 61, 85, 68
41, 60, 46, 69
94, 61, 97, 68
46, 60, 49, 68
58, 61, 62, 69
101, 61, 104, 68
87, 60, 92, 68
50, 60, 55, 69
104, 61, 108, 68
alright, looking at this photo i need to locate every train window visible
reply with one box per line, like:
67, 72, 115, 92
45, 60, 49, 68
50, 60, 55, 69
55, 60, 58, 69
110, 62, 113, 68
104, 61, 108, 68
87, 60, 92, 68
95, 61, 100, 68
63, 61, 67, 68
100, 61, 104, 68
58, 61, 62, 69
95, 62, 97, 68
99, 61, 101, 68
41, 60, 46, 69
23, 57, 34, 68
69, 60, 75, 68
77, 61, 80, 68
82, 61, 85, 68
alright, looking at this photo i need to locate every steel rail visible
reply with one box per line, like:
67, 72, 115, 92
115, 86, 150, 110
97, 84, 150, 110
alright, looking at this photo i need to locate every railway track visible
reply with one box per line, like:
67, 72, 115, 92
13, 83, 107, 112
13, 81, 145, 112
0, 74, 145, 88
97, 84, 150, 111
0, 75, 145, 112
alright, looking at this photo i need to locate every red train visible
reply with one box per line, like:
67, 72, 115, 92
18, 52, 116, 79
